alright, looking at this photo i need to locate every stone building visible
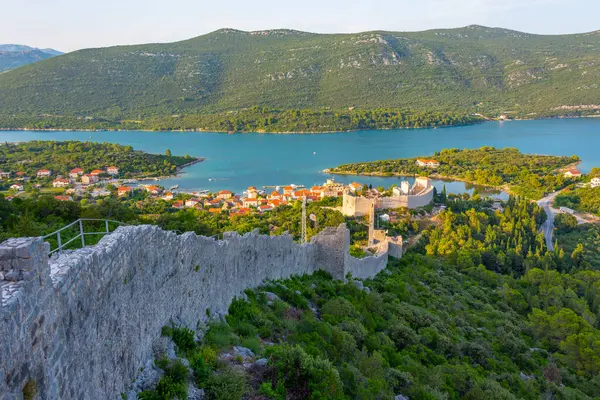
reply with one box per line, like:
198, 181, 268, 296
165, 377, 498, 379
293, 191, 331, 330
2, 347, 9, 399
342, 177, 434, 217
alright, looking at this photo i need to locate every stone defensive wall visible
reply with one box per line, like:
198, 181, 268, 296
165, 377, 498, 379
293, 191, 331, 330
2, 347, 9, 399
342, 186, 434, 217
0, 223, 398, 399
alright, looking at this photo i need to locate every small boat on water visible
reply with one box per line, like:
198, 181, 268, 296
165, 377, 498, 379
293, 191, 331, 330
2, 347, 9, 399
169, 185, 179, 190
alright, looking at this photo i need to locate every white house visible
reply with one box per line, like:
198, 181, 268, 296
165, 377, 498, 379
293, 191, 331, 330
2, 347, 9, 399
243, 197, 259, 208
81, 174, 99, 185
0, 171, 11, 179
416, 159, 440, 168
107, 166, 119, 175
559, 206, 575, 215
91, 188, 111, 198
348, 182, 362, 193
185, 198, 201, 208
37, 169, 52, 177
10, 184, 23, 191
52, 178, 70, 188
564, 168, 582, 178
69, 168, 84, 178
591, 177, 600, 188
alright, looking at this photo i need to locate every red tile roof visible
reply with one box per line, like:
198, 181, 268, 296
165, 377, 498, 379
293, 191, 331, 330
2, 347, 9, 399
54, 195, 72, 201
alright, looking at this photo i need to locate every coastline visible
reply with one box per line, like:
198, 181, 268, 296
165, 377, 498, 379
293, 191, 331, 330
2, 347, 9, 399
325, 157, 583, 199
1, 114, 599, 134
324, 169, 510, 193
130, 157, 205, 182
0, 120, 483, 134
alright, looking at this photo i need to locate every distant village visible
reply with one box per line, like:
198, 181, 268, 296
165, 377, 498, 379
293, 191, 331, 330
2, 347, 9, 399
0, 164, 385, 215
2, 159, 596, 219
0, 159, 443, 218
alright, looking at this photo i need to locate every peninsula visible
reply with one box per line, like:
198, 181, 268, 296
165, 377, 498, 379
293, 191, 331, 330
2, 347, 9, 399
327, 147, 580, 199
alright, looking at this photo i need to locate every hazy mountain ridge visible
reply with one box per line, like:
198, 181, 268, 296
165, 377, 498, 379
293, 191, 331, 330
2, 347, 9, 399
0, 44, 63, 72
0, 26, 599, 119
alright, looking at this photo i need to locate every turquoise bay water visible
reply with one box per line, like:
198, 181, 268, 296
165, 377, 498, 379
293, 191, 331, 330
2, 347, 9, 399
1, 119, 599, 197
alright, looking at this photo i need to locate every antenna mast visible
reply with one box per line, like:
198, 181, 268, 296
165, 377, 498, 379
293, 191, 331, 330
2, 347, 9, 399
301, 196, 307, 244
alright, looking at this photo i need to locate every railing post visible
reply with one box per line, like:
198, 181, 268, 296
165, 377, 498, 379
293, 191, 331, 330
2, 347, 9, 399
56, 232, 62, 254
79, 219, 85, 248
105, 220, 109, 234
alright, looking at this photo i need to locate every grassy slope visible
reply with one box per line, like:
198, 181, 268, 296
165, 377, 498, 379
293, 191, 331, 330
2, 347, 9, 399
0, 26, 600, 121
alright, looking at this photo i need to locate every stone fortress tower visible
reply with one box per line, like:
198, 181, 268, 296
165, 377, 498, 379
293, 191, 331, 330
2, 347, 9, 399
342, 177, 434, 217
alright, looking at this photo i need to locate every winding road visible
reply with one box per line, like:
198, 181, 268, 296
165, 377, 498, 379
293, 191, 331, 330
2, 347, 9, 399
537, 191, 588, 251
537, 192, 559, 251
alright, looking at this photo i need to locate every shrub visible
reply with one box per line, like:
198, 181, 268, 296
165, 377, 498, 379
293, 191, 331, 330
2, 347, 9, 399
242, 336, 262, 355
22, 380, 37, 400
388, 321, 419, 350
259, 381, 285, 399
321, 298, 359, 323
164, 359, 190, 384
138, 375, 187, 400
138, 359, 189, 400
171, 327, 197, 353
188, 345, 217, 387
204, 367, 248, 400
189, 353, 212, 387
199, 346, 218, 367
233, 321, 258, 338
264, 344, 345, 400
204, 322, 237, 349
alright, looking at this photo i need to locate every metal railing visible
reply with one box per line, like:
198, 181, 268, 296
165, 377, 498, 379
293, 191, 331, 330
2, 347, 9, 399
43, 218, 128, 256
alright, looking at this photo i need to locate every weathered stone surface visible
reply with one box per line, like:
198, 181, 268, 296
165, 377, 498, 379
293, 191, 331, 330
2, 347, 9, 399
188, 386, 205, 400
254, 358, 268, 367
233, 346, 255, 360
264, 292, 281, 302
3, 270, 20, 281
0, 223, 395, 399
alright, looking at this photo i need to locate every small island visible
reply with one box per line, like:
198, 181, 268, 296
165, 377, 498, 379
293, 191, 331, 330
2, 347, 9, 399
327, 146, 580, 199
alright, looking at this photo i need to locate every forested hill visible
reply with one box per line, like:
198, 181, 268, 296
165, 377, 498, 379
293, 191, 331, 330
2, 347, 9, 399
1, 25, 600, 126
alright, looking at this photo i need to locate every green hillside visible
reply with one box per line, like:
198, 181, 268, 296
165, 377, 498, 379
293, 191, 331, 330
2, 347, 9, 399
1, 25, 600, 130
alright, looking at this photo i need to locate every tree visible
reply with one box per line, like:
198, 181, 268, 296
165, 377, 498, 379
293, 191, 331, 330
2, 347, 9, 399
165, 149, 172, 157
555, 213, 577, 233
571, 243, 585, 268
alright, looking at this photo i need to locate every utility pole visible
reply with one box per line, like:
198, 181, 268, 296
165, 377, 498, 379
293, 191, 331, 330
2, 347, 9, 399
301, 196, 307, 244
368, 199, 375, 247
309, 213, 318, 232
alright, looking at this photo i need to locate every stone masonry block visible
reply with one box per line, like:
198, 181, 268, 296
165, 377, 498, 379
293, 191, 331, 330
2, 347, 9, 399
0, 246, 14, 261
0, 260, 12, 271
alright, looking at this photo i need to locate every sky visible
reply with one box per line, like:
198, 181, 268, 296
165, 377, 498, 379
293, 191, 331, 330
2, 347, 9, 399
2, 0, 600, 52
